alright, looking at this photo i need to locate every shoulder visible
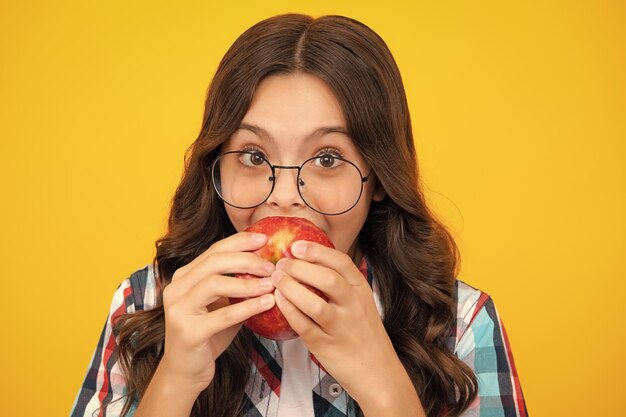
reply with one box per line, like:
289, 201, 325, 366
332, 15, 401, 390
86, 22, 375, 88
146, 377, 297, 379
124, 263, 160, 312
451, 280, 503, 355
110, 263, 160, 317
454, 280, 492, 337
451, 281, 528, 414
70, 265, 157, 417
451, 280, 517, 370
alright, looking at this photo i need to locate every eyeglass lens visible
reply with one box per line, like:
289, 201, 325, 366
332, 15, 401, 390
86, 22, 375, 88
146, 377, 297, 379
212, 152, 365, 215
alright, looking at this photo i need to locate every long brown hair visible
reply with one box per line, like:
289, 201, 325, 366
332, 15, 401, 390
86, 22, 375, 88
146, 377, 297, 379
115, 14, 477, 417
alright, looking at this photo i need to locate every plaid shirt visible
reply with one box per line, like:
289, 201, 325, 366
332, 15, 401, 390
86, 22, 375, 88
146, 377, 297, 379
71, 261, 527, 417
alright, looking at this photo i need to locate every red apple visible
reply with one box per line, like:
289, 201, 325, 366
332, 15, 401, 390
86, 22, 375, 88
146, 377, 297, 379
230, 216, 334, 340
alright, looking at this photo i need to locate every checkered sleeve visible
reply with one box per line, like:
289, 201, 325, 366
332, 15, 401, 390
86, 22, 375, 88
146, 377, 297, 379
70, 265, 155, 417
455, 296, 528, 417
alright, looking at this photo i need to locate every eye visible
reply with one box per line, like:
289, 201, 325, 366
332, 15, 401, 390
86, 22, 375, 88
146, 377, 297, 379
319, 154, 336, 168
239, 151, 267, 167
314, 152, 342, 169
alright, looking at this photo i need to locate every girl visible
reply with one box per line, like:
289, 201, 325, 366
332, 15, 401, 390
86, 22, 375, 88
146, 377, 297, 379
71, 14, 527, 417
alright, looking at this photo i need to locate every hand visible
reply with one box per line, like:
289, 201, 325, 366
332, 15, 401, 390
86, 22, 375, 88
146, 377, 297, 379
270, 241, 424, 415
157, 232, 277, 396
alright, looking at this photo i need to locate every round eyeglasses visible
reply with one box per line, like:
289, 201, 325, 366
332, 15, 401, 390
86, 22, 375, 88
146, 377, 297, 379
211, 151, 372, 215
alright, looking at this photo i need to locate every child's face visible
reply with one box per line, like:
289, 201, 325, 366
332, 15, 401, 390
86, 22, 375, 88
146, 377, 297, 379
220, 72, 384, 260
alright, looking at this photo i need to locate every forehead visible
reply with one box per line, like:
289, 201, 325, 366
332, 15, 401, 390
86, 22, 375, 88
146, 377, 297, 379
240, 73, 347, 142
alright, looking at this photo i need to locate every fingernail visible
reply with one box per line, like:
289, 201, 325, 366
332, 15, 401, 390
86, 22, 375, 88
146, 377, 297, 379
252, 233, 266, 244
291, 241, 306, 257
270, 270, 283, 285
276, 258, 287, 271
258, 278, 274, 290
260, 294, 274, 307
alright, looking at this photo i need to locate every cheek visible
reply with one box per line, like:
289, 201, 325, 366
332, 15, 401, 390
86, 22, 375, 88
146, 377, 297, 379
224, 206, 251, 232
326, 201, 371, 254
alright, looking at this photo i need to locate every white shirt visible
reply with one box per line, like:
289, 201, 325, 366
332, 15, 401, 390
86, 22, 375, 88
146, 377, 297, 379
276, 338, 315, 417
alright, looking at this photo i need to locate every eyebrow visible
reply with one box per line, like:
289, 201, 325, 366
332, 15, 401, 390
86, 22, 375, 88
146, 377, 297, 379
237, 123, 350, 142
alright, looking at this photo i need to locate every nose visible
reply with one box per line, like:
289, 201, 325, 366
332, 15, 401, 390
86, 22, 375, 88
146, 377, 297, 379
265, 167, 306, 210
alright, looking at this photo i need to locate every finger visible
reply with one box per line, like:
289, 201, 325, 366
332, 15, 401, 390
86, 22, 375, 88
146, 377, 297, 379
271, 270, 334, 330
170, 251, 276, 297
185, 275, 275, 312
289, 241, 364, 286
275, 258, 351, 303
274, 288, 325, 340
200, 294, 276, 339
209, 232, 269, 255
276, 259, 354, 303
173, 232, 269, 281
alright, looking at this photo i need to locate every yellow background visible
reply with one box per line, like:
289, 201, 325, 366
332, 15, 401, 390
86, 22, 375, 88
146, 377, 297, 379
1, 1, 624, 415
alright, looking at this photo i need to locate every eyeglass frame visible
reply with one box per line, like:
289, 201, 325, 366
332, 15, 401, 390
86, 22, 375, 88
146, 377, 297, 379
211, 150, 373, 216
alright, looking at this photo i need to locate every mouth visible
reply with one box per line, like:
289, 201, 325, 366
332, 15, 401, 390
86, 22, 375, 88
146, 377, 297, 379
252, 215, 329, 238
259, 215, 322, 227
